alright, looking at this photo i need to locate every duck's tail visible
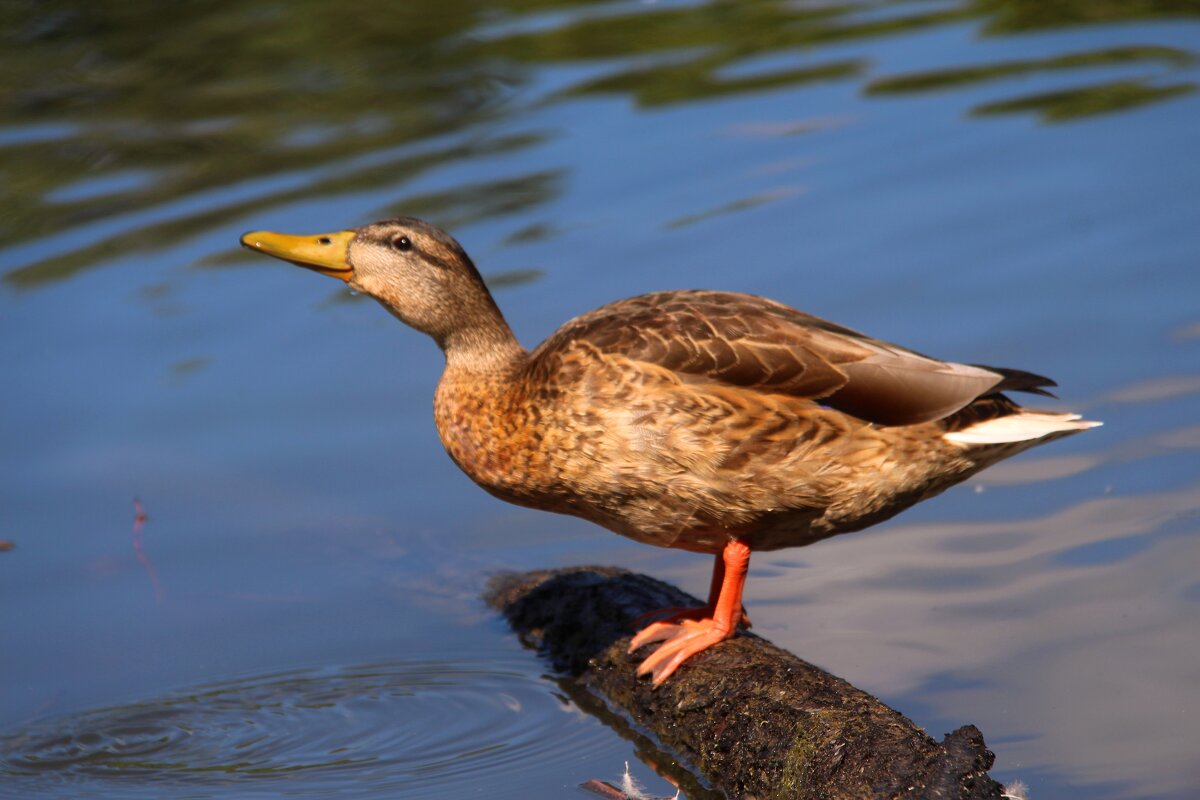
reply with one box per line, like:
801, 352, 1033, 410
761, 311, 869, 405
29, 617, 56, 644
944, 409, 1101, 445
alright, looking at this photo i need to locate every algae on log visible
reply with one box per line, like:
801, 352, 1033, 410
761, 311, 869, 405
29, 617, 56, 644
485, 566, 1006, 800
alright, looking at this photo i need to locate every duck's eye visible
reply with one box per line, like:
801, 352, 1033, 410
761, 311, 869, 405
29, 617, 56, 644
392, 235, 413, 252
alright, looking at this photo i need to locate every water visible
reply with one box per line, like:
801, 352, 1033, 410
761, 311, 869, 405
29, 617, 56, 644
3, 660, 602, 796
2, 1, 1198, 798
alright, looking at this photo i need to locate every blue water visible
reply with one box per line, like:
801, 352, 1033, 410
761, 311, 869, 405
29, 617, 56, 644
3, 2, 1199, 798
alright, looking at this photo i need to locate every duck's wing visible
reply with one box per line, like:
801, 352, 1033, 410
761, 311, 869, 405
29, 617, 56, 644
531, 290, 1054, 426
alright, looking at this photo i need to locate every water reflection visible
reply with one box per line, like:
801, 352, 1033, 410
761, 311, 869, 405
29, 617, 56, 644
869, 45, 1194, 94
1, 1, 519, 245
1, 659, 600, 797
663, 186, 802, 230
868, 45, 1197, 122
4, 132, 545, 288
4, 0, 1196, 289
972, 79, 1196, 122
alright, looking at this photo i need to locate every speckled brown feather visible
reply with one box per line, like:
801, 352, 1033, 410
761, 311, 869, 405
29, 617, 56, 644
432, 289, 1065, 554
534, 290, 1031, 426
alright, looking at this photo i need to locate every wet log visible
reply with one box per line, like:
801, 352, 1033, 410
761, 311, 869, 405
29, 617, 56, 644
485, 566, 1006, 800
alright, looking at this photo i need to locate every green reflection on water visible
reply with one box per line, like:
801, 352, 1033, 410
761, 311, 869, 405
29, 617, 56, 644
0, 1, 527, 254
867, 45, 1195, 95
972, 79, 1196, 121
974, 0, 1200, 33
1, 0, 1196, 289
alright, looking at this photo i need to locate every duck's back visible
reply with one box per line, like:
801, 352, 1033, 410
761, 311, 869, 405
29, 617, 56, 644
528, 290, 1053, 423
445, 291, 1092, 553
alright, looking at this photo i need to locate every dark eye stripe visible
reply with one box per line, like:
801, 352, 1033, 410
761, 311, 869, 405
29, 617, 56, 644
423, 250, 456, 270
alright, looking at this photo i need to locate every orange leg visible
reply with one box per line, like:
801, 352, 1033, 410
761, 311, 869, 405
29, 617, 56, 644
628, 539, 752, 686
630, 550, 751, 629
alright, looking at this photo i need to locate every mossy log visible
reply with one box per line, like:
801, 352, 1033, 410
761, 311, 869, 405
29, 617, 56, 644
485, 566, 1006, 800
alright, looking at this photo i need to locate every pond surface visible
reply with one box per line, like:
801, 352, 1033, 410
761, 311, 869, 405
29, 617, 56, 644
2, 2, 1199, 798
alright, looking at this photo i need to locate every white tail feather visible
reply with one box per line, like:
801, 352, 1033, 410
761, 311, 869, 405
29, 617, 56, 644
944, 412, 1101, 445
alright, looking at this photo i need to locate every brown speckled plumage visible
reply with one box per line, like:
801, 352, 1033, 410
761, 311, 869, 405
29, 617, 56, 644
242, 216, 1099, 684
432, 287, 1066, 555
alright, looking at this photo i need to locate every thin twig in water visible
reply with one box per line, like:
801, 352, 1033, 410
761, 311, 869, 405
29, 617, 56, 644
132, 498, 163, 604
581, 763, 680, 800
581, 779, 626, 799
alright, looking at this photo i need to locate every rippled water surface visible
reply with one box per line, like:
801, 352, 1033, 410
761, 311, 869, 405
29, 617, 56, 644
3, 659, 615, 798
3, 2, 1199, 798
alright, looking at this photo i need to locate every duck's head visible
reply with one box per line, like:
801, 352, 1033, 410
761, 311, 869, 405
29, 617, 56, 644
240, 217, 509, 352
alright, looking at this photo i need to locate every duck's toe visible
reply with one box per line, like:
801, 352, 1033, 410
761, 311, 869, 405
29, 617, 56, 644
630, 604, 752, 649
633, 617, 736, 686
628, 619, 686, 652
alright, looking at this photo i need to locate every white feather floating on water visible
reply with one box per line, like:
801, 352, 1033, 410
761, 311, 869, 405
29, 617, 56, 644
1001, 778, 1030, 799
581, 762, 680, 800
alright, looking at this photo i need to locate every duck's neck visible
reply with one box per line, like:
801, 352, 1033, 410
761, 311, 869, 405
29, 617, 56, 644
433, 317, 528, 495
440, 319, 526, 376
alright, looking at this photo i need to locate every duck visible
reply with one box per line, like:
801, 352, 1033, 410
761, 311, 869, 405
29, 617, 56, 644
240, 217, 1100, 686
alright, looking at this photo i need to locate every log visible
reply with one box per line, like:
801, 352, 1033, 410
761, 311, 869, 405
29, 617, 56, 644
485, 566, 1007, 800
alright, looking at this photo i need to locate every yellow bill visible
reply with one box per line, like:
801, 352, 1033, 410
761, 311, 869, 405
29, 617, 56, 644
240, 229, 357, 281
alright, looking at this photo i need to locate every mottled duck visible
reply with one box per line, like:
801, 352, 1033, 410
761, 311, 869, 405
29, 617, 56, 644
241, 218, 1099, 686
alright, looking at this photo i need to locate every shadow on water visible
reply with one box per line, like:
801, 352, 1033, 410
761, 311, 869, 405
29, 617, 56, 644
3, 0, 1197, 288
1, 659, 595, 796
552, 675, 725, 800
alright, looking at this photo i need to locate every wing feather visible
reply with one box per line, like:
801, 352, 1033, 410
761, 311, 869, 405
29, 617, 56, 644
530, 290, 1018, 425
